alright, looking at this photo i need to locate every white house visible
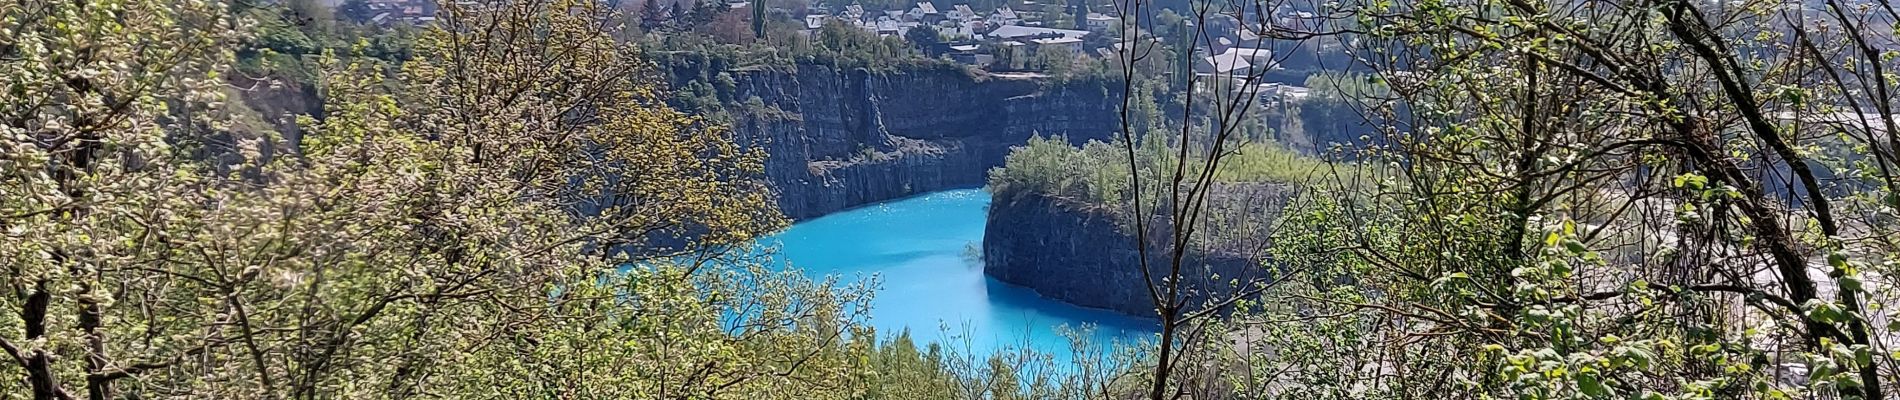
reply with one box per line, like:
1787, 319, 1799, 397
1195, 51, 1253, 75
985, 25, 1091, 40
1223, 47, 1273, 65
1030, 36, 1084, 57
1085, 13, 1115, 31
989, 7, 1021, 25
950, 4, 976, 21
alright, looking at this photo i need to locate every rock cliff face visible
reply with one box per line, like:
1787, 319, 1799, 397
233, 76, 322, 145
724, 65, 1120, 220
983, 185, 1293, 317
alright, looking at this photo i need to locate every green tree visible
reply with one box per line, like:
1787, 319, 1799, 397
0, 0, 800, 397
751, 0, 767, 39
1238, 0, 1900, 398
905, 25, 940, 54
1294, 71, 1386, 150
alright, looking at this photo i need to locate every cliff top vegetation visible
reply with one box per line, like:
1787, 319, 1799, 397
989, 135, 1327, 208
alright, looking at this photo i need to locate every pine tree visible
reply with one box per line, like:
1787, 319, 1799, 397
1069, 0, 1086, 31
751, 0, 767, 39
641, 0, 665, 30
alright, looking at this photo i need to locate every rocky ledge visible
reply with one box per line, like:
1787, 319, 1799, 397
982, 184, 1296, 317
724, 64, 1121, 220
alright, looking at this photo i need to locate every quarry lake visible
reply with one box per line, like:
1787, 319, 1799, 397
761, 189, 1157, 359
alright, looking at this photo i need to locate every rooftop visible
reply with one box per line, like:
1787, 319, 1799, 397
987, 25, 1091, 39
1200, 52, 1253, 73
1221, 47, 1272, 60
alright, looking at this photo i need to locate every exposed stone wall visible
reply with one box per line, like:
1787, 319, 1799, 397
726, 65, 1121, 219
982, 185, 1293, 317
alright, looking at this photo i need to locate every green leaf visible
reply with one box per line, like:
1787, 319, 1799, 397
1841, 276, 1864, 294
1577, 373, 1613, 397
1550, 260, 1575, 277
1564, 239, 1588, 254
1618, 346, 1654, 370
1807, 301, 1843, 323
1809, 362, 1835, 382
1828, 252, 1850, 270
1673, 173, 1707, 190
1526, 308, 1553, 323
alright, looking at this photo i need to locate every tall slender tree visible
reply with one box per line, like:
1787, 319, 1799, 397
752, 0, 768, 39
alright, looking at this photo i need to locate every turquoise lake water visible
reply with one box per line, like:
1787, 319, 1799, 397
760, 189, 1157, 359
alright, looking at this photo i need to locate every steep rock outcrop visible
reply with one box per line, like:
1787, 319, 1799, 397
725, 65, 1120, 219
232, 76, 322, 148
983, 185, 1294, 317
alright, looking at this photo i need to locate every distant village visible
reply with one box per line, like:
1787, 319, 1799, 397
340, 0, 1334, 81
788, 0, 1324, 78
801, 0, 1102, 70
342, 0, 445, 24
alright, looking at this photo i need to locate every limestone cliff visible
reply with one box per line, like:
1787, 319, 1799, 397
982, 184, 1295, 317
723, 65, 1121, 220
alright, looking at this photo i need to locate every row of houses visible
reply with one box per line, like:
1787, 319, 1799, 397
975, 25, 1092, 69
356, 0, 1293, 77
1194, 47, 1275, 76
804, 2, 1049, 39
347, 0, 445, 24
803, 2, 1288, 76
974, 18, 1287, 76
795, 0, 1144, 72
